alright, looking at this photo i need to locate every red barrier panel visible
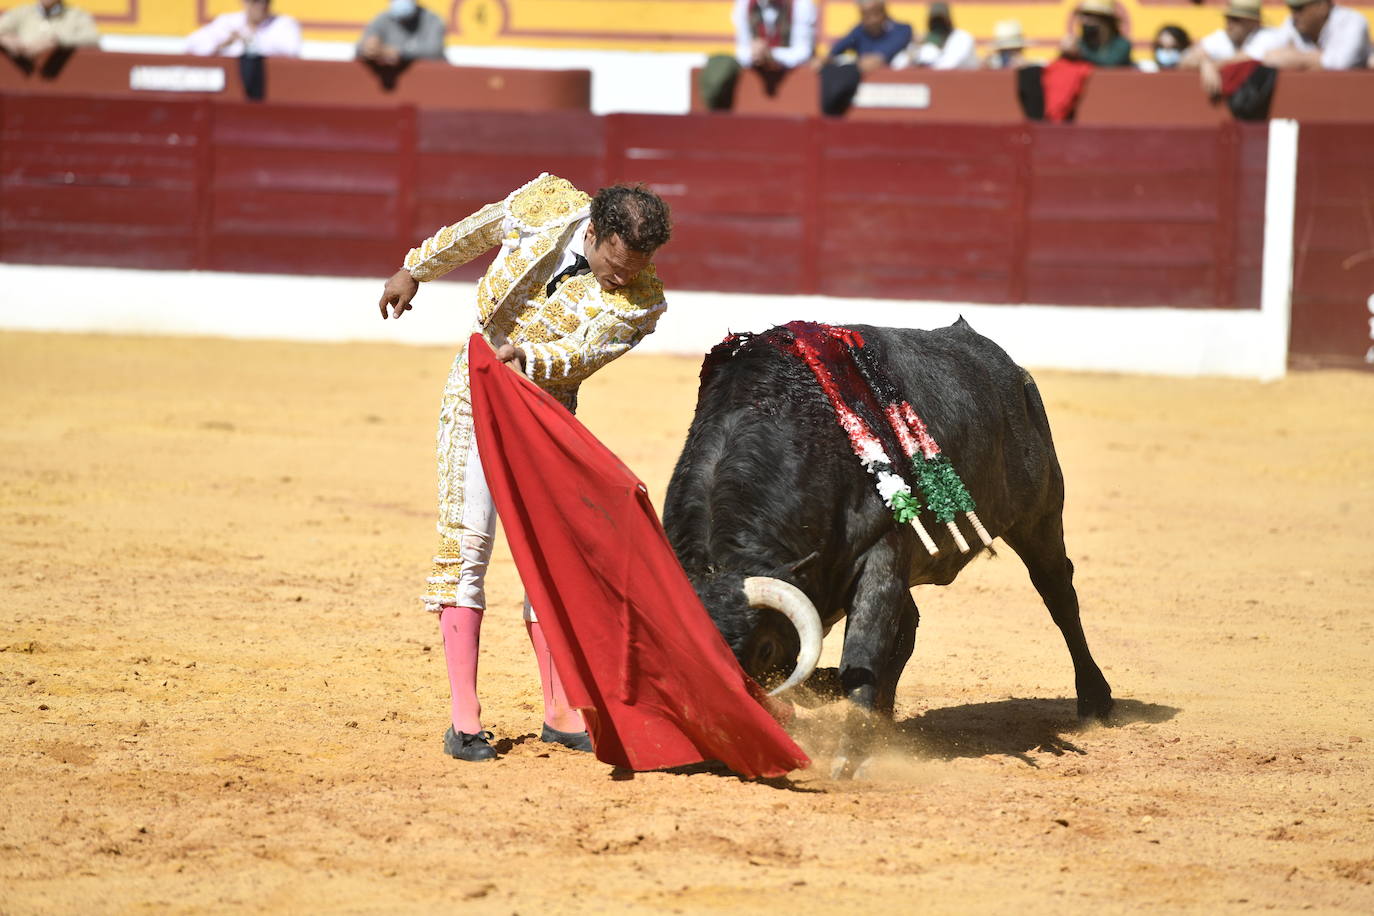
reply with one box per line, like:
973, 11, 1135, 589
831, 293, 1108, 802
0, 51, 591, 113
205, 103, 411, 277
1025, 123, 1266, 308
1074, 71, 1229, 126
1291, 124, 1374, 366
605, 114, 814, 295
816, 121, 1024, 302
414, 110, 605, 280
690, 67, 1024, 123
0, 94, 205, 269
1271, 72, 1374, 123
689, 66, 1374, 129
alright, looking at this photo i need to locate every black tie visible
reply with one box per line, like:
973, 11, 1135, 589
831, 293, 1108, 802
545, 254, 589, 297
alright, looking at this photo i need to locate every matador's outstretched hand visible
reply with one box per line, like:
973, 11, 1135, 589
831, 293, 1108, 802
379, 269, 419, 319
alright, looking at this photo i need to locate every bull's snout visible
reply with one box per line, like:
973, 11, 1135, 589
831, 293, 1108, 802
742, 619, 793, 683
742, 577, 823, 695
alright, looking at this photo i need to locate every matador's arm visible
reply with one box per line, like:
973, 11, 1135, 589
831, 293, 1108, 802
403, 200, 506, 282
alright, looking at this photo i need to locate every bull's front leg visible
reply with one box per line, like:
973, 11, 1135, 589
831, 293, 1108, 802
833, 534, 918, 779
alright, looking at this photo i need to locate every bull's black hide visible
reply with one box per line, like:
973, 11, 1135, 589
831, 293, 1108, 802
663, 320, 1113, 771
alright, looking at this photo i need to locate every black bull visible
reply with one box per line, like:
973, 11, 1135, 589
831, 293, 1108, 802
662, 321, 1113, 764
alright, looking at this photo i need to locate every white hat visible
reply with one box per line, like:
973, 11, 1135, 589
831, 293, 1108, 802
992, 19, 1025, 51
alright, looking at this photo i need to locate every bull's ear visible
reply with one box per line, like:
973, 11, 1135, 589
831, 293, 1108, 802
787, 551, 820, 575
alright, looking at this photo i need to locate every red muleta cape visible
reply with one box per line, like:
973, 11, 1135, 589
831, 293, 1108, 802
467, 335, 810, 779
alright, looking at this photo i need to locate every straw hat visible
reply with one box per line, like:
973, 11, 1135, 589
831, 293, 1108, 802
1077, 0, 1119, 18
992, 19, 1025, 50
1223, 0, 1263, 19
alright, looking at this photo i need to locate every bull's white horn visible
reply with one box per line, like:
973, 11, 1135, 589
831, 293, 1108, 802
743, 576, 823, 696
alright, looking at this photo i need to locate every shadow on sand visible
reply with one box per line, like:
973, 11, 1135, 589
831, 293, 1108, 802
599, 697, 1176, 784
891, 696, 1179, 766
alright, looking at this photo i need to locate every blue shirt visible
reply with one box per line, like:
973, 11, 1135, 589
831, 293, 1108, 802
827, 19, 913, 63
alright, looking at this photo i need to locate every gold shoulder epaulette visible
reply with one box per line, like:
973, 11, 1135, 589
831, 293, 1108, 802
504, 173, 592, 233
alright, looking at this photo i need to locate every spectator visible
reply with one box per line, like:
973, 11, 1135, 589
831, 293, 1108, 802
826, 0, 913, 71
1145, 25, 1192, 71
700, 0, 818, 110
185, 0, 302, 58
909, 2, 978, 70
0, 0, 98, 62
1060, 0, 1133, 67
357, 1, 447, 65
984, 19, 1030, 70
1180, 0, 1270, 95
1185, 0, 1269, 64
1245, 0, 1370, 69
819, 0, 913, 115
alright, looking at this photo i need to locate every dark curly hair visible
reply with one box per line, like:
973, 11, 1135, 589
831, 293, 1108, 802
590, 184, 672, 254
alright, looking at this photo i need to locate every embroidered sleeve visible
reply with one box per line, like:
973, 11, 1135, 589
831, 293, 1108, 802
524, 270, 667, 386
402, 200, 505, 282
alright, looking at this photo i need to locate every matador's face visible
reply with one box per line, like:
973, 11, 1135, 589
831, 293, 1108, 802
584, 225, 652, 292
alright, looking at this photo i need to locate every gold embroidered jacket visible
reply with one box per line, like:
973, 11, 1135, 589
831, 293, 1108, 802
405, 172, 667, 543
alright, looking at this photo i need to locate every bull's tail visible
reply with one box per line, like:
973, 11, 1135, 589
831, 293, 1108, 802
1021, 368, 1056, 450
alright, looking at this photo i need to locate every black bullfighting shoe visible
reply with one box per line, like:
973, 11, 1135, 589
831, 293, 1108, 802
540, 724, 593, 752
443, 726, 497, 761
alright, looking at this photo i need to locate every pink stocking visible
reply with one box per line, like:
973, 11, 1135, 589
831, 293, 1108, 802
440, 605, 483, 734
526, 620, 585, 733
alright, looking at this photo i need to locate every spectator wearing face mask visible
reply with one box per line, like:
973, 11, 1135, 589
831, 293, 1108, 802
358, 0, 447, 65
1142, 24, 1191, 71
908, 1, 978, 70
1245, 0, 1370, 69
1060, 0, 1133, 67
983, 19, 1030, 70
185, 0, 302, 58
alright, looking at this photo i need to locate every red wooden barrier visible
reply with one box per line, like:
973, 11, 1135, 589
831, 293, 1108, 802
0, 94, 205, 269
816, 121, 1024, 302
0, 91, 1269, 300
206, 102, 409, 277
414, 110, 606, 280
1074, 71, 1229, 126
1025, 123, 1266, 309
689, 65, 1374, 128
604, 114, 815, 295
0, 51, 591, 113
1291, 124, 1374, 366
689, 67, 1024, 123
16, 91, 1374, 370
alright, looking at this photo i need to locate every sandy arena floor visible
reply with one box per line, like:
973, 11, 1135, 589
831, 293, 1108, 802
1, 331, 1372, 914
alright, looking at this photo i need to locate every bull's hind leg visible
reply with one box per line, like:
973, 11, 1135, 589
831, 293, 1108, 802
1003, 512, 1114, 721
833, 532, 918, 776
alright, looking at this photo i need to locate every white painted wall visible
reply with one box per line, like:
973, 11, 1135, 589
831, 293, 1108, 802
0, 262, 1288, 378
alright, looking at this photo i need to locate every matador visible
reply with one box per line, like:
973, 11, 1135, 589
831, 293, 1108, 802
378, 173, 673, 761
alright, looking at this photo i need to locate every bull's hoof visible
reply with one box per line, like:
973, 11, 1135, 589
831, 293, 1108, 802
1077, 692, 1115, 723
794, 667, 843, 707
829, 754, 875, 780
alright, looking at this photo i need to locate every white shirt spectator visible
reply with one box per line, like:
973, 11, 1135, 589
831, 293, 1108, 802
1198, 25, 1274, 61
912, 28, 979, 69
185, 10, 303, 58
732, 0, 818, 69
1245, 5, 1370, 68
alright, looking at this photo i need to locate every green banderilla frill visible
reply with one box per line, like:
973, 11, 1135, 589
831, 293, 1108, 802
912, 455, 977, 524
889, 489, 924, 525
